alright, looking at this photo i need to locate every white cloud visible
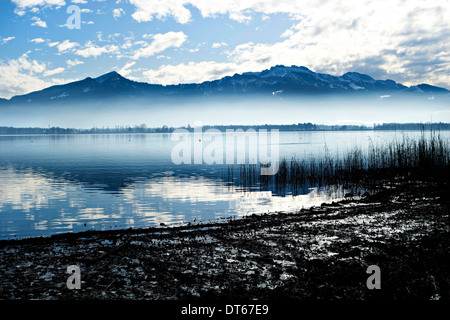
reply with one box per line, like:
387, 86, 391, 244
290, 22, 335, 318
31, 16, 47, 28
75, 42, 119, 58
56, 39, 79, 52
16, 54, 47, 74
75, 46, 109, 58
142, 61, 240, 85
113, 8, 125, 19
118, 61, 136, 76
30, 38, 46, 43
0, 55, 50, 98
212, 42, 228, 49
1, 37, 16, 44
44, 67, 65, 76
66, 59, 84, 67
14, 9, 26, 16
128, 0, 297, 24
11, 0, 65, 8
71, 0, 87, 3
132, 31, 187, 60
129, 0, 192, 23
228, 11, 252, 23
0, 53, 81, 99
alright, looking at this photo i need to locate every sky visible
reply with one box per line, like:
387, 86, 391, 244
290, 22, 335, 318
0, 0, 449, 100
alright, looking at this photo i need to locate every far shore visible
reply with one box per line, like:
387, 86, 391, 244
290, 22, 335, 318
1, 122, 450, 135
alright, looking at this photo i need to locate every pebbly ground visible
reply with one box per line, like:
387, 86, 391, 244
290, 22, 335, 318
0, 179, 449, 300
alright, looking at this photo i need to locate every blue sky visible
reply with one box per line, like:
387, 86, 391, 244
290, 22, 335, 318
0, 0, 449, 99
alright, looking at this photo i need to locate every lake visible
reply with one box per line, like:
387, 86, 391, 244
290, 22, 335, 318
1, 130, 448, 240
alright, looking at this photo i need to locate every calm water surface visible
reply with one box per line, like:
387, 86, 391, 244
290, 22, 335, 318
1, 130, 447, 239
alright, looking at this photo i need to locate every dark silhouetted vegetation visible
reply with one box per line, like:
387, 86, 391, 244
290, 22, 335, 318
231, 129, 450, 192
1, 122, 450, 134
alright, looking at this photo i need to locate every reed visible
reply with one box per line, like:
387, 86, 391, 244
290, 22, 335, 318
227, 129, 450, 192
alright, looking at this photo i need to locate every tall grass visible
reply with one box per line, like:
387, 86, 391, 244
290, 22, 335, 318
228, 130, 450, 191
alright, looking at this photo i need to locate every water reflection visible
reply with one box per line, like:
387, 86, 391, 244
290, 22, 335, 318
0, 165, 348, 240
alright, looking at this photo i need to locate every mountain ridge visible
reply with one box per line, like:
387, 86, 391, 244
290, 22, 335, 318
4, 65, 449, 104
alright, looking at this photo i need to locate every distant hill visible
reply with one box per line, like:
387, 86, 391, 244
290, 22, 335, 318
3, 65, 449, 105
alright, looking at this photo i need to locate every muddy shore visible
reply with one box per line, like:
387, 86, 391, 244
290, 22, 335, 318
0, 178, 449, 300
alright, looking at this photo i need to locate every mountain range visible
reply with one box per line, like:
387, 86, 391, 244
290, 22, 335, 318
2, 65, 449, 105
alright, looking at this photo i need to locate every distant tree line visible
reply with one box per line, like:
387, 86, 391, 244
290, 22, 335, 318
372, 123, 450, 131
0, 124, 174, 134
0, 122, 449, 134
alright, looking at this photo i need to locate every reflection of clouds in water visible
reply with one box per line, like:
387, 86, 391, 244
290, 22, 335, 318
69, 198, 86, 208
122, 176, 230, 203
78, 208, 110, 221
0, 167, 207, 236
121, 176, 343, 219
231, 188, 337, 216
0, 167, 68, 213
0, 166, 344, 239
34, 220, 48, 231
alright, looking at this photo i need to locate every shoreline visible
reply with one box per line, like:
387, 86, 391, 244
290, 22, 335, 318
1, 178, 449, 300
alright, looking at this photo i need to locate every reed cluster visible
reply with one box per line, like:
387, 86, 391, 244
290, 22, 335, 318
228, 130, 450, 191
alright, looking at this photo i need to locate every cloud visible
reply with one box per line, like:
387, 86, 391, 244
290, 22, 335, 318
132, 31, 187, 60
1, 37, 16, 44
0, 53, 79, 98
113, 8, 125, 19
0, 55, 50, 98
74, 42, 119, 58
14, 9, 26, 16
11, 0, 65, 8
56, 40, 80, 52
118, 61, 136, 76
75, 46, 110, 58
212, 42, 228, 49
30, 38, 46, 43
128, 0, 298, 24
66, 59, 84, 67
142, 61, 240, 85
44, 67, 65, 76
31, 16, 47, 28
15, 54, 47, 74
129, 0, 192, 23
